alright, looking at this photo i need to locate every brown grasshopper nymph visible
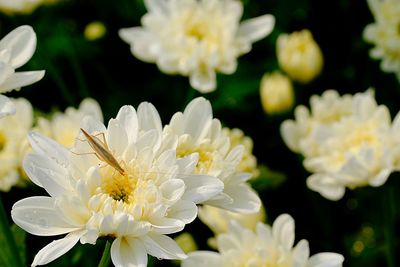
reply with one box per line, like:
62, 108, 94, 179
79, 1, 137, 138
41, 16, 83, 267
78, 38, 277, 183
79, 128, 126, 176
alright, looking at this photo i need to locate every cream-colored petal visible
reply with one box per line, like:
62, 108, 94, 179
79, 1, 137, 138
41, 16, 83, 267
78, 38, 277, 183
181, 174, 223, 204
111, 237, 148, 267
116, 105, 138, 143
272, 214, 295, 250
28, 131, 70, 168
306, 174, 346, 201
78, 98, 103, 122
168, 200, 197, 224
144, 0, 169, 14
107, 118, 128, 156
137, 102, 162, 139
160, 179, 185, 204
141, 232, 187, 260
308, 252, 344, 267
11, 196, 79, 236
0, 25, 37, 68
189, 68, 217, 93
0, 70, 44, 93
182, 97, 213, 142
292, 239, 310, 266
219, 183, 261, 213
0, 94, 15, 118
23, 154, 72, 197
32, 230, 85, 267
237, 14, 275, 43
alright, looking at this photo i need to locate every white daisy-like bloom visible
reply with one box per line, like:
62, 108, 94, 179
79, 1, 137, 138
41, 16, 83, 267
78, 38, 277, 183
163, 97, 261, 212
0, 25, 45, 118
0, 98, 33, 191
37, 98, 103, 148
281, 90, 395, 200
281, 90, 353, 158
182, 214, 344, 267
363, 0, 400, 80
119, 0, 275, 93
12, 103, 224, 266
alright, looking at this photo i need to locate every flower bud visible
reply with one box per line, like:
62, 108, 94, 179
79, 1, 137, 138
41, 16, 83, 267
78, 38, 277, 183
277, 29, 323, 83
260, 72, 294, 114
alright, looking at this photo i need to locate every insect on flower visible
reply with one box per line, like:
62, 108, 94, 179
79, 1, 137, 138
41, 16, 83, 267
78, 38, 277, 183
77, 128, 126, 176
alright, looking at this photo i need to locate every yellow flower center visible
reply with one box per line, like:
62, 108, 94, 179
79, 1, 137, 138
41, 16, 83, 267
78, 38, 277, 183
101, 170, 136, 203
0, 132, 6, 151
176, 143, 214, 173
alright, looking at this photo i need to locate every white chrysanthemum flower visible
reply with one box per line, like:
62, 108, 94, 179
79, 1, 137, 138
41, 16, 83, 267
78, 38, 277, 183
363, 0, 400, 80
0, 98, 33, 191
119, 0, 275, 93
163, 97, 261, 212
281, 90, 353, 157
281, 90, 395, 200
182, 214, 344, 267
0, 25, 45, 118
277, 29, 323, 84
37, 98, 103, 148
12, 103, 223, 266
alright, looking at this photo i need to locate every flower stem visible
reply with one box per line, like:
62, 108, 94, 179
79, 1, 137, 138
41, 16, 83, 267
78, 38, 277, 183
98, 240, 112, 267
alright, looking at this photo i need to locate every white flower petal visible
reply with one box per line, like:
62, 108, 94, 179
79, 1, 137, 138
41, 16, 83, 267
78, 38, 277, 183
116, 105, 138, 143
0, 25, 37, 68
189, 68, 217, 93
80, 115, 107, 134
160, 179, 185, 203
238, 14, 275, 43
137, 102, 162, 138
182, 251, 221, 267
141, 232, 187, 260
308, 252, 344, 267
0, 61, 14, 86
11, 196, 79, 236
181, 174, 224, 204
182, 97, 213, 142
292, 239, 310, 266
150, 218, 185, 234
107, 118, 128, 156
111, 237, 148, 267
23, 153, 71, 194
0, 70, 45, 93
272, 214, 295, 250
218, 183, 261, 213
0, 94, 15, 118
168, 200, 198, 224
144, 0, 169, 14
32, 230, 85, 267
79, 98, 104, 122
28, 131, 70, 168
307, 174, 346, 201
